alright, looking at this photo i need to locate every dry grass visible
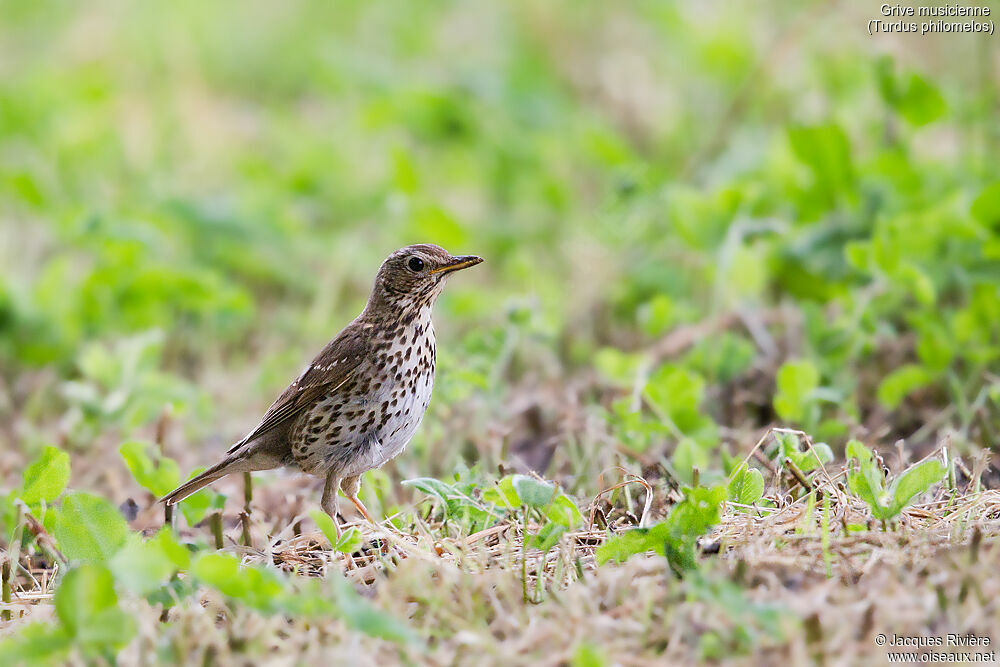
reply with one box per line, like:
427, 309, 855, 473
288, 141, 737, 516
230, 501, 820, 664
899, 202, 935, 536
3, 426, 999, 665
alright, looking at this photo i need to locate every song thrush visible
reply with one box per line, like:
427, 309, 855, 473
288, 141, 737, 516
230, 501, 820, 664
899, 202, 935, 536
161, 244, 483, 531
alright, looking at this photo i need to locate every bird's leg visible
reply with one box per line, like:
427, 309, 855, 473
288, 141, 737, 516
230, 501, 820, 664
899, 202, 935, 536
321, 470, 342, 537
340, 475, 376, 525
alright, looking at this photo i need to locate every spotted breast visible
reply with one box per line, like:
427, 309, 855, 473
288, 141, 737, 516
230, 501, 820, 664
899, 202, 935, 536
289, 309, 436, 478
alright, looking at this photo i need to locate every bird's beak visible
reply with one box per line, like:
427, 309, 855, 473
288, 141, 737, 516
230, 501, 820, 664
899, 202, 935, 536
430, 255, 484, 275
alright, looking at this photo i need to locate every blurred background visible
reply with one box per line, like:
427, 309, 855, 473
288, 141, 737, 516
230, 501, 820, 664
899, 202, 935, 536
1, 0, 998, 513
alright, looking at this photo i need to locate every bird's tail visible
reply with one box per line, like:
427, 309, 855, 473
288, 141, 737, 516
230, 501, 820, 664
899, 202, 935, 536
160, 455, 247, 506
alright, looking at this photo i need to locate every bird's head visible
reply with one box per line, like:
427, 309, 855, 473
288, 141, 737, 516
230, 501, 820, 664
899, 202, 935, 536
367, 244, 483, 314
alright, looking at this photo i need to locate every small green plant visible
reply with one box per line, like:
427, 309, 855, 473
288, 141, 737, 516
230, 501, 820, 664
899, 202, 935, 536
191, 552, 416, 643
481, 475, 584, 549
727, 464, 764, 507
402, 474, 494, 532
597, 485, 726, 576
777, 433, 833, 474
309, 511, 363, 554
845, 440, 946, 523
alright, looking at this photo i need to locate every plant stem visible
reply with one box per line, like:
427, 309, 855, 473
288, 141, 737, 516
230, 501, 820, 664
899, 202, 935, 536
210, 512, 224, 550
240, 512, 253, 548
2, 560, 11, 622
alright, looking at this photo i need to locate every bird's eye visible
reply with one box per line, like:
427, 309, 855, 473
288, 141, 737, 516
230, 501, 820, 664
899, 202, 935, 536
407, 256, 425, 272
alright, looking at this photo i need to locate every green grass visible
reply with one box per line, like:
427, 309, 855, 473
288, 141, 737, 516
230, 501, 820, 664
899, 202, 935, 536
2, 1, 1000, 664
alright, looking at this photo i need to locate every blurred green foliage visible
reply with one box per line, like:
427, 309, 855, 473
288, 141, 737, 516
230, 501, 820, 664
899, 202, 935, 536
2, 1, 998, 478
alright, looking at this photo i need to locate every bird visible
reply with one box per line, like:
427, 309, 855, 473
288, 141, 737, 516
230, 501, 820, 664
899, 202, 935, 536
161, 244, 483, 532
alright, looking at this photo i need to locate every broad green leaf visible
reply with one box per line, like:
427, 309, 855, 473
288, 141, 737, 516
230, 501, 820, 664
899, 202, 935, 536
894, 73, 947, 126
571, 642, 608, 667
644, 365, 708, 434
971, 182, 1000, 229
545, 494, 584, 527
802, 442, 834, 473
150, 528, 190, 570
482, 476, 520, 509
846, 440, 888, 518
787, 123, 853, 201
876, 364, 934, 410
331, 576, 419, 644
55, 563, 135, 652
593, 347, 644, 386
888, 459, 946, 517
109, 536, 179, 595
672, 437, 710, 484
512, 475, 557, 508
192, 552, 246, 597
335, 526, 363, 554
401, 477, 454, 503
774, 359, 820, 423
20, 446, 70, 506
192, 553, 284, 612
638, 294, 675, 336
779, 435, 833, 473
310, 510, 341, 548
55, 565, 119, 636
527, 522, 567, 552
596, 527, 655, 566
0, 622, 73, 664
727, 465, 764, 505
120, 440, 181, 498
53, 492, 129, 562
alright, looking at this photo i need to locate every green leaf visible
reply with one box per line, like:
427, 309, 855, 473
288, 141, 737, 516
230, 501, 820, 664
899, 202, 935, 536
120, 440, 181, 498
787, 123, 853, 201
774, 359, 820, 423
310, 510, 341, 548
596, 485, 725, 573
888, 459, 946, 517
894, 73, 947, 126
20, 446, 71, 506
779, 435, 833, 473
595, 527, 656, 566
644, 365, 708, 434
571, 642, 608, 667
192, 552, 284, 612
512, 475, 557, 508
593, 347, 644, 386
151, 528, 191, 570
545, 494, 584, 528
401, 477, 454, 503
876, 364, 934, 410
727, 465, 764, 505
527, 522, 567, 552
971, 181, 1000, 229
52, 492, 129, 562
0, 622, 73, 664
482, 476, 520, 509
109, 535, 179, 595
335, 526, 363, 554
672, 438, 710, 484
55, 564, 135, 651
846, 440, 888, 518
801, 442, 834, 473
55, 564, 118, 636
330, 576, 419, 644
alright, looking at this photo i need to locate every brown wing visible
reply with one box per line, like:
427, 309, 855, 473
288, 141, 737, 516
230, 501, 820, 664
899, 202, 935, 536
227, 323, 371, 454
